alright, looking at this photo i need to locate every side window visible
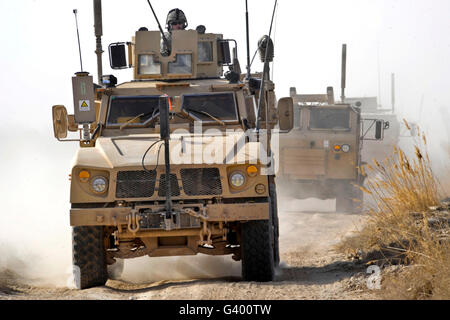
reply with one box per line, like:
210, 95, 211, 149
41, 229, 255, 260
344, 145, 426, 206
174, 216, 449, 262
168, 54, 192, 74
138, 54, 161, 75
294, 105, 302, 129
198, 42, 213, 62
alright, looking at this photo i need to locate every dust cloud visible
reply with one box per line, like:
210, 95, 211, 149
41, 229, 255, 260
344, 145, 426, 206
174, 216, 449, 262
0, 127, 74, 287
120, 255, 241, 284
397, 105, 450, 197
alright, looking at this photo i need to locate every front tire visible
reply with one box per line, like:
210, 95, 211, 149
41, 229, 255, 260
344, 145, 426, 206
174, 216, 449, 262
241, 219, 275, 282
269, 177, 280, 267
72, 226, 108, 289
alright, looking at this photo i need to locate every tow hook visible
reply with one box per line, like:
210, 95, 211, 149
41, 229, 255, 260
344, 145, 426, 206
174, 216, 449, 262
127, 209, 140, 233
199, 221, 212, 246
184, 207, 212, 246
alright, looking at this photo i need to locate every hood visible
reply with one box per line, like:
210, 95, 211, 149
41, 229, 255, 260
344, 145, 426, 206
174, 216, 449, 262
72, 132, 267, 169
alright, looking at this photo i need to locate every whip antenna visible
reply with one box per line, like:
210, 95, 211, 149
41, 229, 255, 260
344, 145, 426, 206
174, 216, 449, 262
245, 0, 251, 79
73, 9, 84, 72
146, 0, 170, 53
255, 0, 278, 131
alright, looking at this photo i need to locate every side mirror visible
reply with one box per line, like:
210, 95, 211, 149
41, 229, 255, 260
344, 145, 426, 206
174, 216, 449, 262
375, 120, 383, 140
278, 97, 294, 132
159, 96, 170, 140
217, 40, 231, 65
52, 105, 68, 139
109, 42, 128, 69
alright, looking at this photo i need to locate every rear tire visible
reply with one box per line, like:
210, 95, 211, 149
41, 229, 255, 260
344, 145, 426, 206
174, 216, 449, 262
72, 226, 108, 289
241, 219, 275, 282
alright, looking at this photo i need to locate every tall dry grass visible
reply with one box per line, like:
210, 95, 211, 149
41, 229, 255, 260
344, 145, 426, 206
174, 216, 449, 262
340, 120, 449, 299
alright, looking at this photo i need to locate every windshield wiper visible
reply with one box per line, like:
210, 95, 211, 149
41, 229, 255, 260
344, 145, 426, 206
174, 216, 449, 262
119, 109, 160, 131
184, 108, 225, 126
120, 113, 145, 131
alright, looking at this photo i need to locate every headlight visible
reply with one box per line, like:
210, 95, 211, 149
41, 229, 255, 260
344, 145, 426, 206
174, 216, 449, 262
230, 172, 245, 188
341, 144, 350, 153
91, 176, 108, 194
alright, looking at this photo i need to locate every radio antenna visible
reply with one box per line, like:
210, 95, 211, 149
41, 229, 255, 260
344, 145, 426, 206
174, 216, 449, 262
73, 9, 84, 72
146, 0, 170, 54
255, 0, 278, 131
245, 0, 251, 80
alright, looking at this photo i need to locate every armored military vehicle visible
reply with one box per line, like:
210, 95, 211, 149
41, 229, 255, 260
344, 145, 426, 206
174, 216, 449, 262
51, 1, 293, 288
278, 45, 386, 213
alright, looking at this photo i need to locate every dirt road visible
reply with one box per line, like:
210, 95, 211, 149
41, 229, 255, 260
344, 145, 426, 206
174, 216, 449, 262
0, 197, 378, 300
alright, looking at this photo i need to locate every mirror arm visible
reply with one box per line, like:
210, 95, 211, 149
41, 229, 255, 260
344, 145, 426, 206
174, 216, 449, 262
91, 123, 103, 139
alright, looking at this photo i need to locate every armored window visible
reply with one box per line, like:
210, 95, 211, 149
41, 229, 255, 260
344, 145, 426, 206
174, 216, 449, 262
294, 104, 302, 129
106, 96, 160, 127
309, 108, 350, 130
198, 42, 213, 62
168, 54, 192, 74
138, 54, 161, 75
182, 92, 238, 122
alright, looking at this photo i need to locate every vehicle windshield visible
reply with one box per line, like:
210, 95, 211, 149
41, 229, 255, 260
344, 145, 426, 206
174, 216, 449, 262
106, 96, 160, 127
309, 108, 350, 130
182, 93, 238, 122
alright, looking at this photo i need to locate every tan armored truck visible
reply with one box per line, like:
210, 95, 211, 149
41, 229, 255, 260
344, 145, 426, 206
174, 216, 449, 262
51, 1, 293, 289
278, 45, 386, 213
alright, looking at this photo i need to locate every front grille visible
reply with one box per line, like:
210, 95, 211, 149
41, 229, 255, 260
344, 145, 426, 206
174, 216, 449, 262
180, 168, 222, 196
116, 170, 156, 198
116, 168, 221, 198
158, 174, 181, 197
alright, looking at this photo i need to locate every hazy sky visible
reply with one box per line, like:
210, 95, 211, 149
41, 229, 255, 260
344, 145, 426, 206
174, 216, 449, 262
1, 0, 450, 125
0, 0, 448, 285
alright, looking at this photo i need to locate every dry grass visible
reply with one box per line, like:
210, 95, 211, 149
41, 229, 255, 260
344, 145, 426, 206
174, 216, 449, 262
338, 120, 449, 299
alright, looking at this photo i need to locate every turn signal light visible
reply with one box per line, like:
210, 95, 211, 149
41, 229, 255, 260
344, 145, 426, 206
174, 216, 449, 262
79, 170, 90, 183
247, 165, 258, 177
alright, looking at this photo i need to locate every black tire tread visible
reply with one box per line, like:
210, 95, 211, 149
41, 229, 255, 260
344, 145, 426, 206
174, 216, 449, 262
269, 179, 280, 267
72, 226, 108, 289
241, 220, 275, 282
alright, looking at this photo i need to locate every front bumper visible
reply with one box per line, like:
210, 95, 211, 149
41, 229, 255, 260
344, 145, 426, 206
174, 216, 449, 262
70, 202, 269, 227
